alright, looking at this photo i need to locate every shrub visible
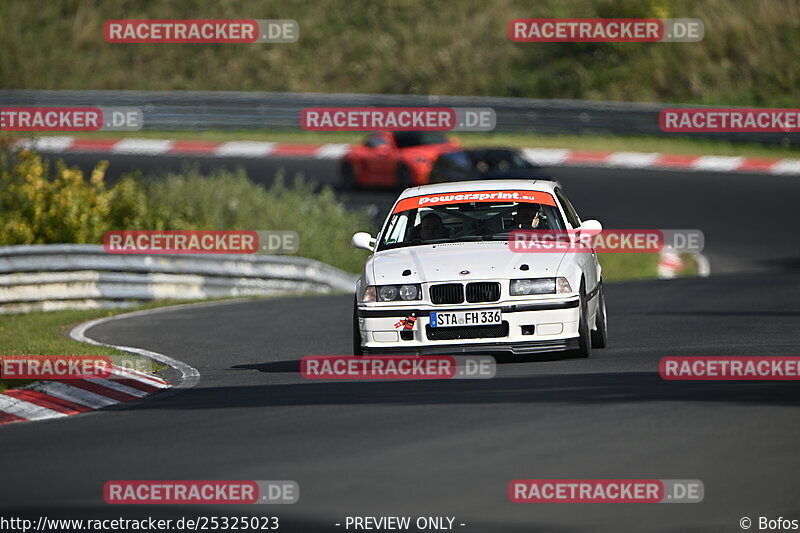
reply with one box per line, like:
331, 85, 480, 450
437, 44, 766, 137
0, 147, 372, 272
0, 148, 113, 245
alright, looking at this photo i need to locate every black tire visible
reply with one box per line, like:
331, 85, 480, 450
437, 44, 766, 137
591, 284, 608, 349
352, 298, 363, 356
396, 165, 412, 191
340, 163, 357, 191
573, 282, 592, 358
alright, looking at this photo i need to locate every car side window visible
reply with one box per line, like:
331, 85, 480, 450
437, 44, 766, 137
382, 212, 410, 245
555, 188, 582, 228
364, 135, 388, 148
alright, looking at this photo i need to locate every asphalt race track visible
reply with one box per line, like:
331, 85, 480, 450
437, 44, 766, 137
3, 152, 800, 532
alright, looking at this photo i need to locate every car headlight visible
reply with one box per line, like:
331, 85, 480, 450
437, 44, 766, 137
510, 277, 572, 296
378, 285, 398, 301
398, 284, 420, 301
364, 284, 422, 302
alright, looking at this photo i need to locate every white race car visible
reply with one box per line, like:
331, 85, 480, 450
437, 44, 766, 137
351, 179, 607, 357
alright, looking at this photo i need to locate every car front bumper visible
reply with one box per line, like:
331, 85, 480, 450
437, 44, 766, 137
357, 297, 581, 355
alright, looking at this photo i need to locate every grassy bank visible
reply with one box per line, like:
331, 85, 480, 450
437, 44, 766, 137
598, 252, 697, 282
2, 0, 798, 106
0, 303, 177, 393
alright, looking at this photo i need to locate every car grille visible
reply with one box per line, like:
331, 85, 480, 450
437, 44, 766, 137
426, 322, 509, 341
430, 283, 464, 304
466, 282, 500, 303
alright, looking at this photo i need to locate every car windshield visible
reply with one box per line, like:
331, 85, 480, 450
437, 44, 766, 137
393, 131, 448, 148
378, 199, 566, 250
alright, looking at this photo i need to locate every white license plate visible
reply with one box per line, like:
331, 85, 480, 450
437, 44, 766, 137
429, 309, 502, 327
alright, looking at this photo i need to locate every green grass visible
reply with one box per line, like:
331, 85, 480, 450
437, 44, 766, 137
27, 129, 800, 159
0, 301, 194, 393
598, 253, 658, 282
1, 0, 798, 107
599, 252, 698, 282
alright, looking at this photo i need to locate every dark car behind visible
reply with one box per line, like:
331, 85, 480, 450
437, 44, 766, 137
428, 148, 545, 183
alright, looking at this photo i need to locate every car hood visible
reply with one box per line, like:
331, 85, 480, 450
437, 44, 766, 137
368, 242, 565, 284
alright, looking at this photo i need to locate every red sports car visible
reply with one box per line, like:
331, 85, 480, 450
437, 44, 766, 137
339, 131, 459, 190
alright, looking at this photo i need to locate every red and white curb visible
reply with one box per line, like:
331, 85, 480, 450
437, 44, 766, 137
0, 366, 170, 425
16, 136, 350, 160
14, 137, 800, 175
522, 148, 800, 175
0, 304, 202, 427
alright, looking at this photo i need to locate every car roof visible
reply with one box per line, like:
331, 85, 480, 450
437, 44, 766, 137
398, 179, 560, 199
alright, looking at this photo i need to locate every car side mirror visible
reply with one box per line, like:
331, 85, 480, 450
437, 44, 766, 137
352, 232, 376, 251
576, 219, 603, 240
579, 219, 602, 232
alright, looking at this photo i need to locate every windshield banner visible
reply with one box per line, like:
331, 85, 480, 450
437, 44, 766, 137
393, 190, 556, 213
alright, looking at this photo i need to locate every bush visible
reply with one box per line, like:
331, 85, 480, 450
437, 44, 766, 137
0, 147, 372, 273
0, 148, 113, 245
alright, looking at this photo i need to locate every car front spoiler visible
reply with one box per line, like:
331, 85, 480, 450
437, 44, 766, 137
361, 337, 579, 356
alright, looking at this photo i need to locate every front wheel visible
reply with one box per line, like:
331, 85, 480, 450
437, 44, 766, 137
591, 284, 608, 349
352, 298, 363, 356
573, 283, 592, 358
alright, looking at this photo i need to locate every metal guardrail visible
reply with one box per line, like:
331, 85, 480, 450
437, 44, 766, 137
0, 244, 357, 314
1, 89, 796, 146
